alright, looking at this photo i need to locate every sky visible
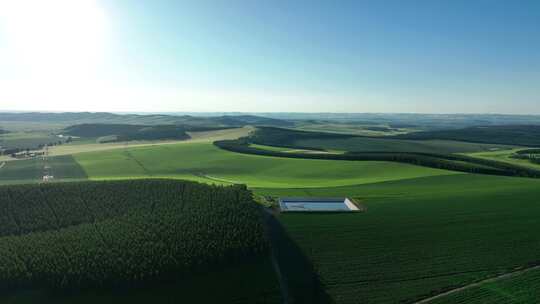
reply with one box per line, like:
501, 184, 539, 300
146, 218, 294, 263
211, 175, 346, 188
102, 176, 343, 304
0, 0, 539, 114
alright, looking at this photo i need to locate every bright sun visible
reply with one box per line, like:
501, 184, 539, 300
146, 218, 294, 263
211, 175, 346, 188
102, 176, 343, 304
0, 0, 108, 79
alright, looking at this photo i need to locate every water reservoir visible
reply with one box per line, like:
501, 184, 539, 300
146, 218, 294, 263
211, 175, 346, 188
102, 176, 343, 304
279, 197, 359, 212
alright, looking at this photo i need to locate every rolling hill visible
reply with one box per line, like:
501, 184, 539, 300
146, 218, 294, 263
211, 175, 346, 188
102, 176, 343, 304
396, 125, 540, 146
63, 124, 192, 142
0, 112, 294, 128
250, 126, 517, 154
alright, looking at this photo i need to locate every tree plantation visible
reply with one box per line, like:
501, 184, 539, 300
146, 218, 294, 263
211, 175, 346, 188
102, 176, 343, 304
0, 180, 269, 290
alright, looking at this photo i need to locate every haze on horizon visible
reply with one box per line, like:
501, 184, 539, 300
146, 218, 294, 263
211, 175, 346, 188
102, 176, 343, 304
0, 0, 539, 114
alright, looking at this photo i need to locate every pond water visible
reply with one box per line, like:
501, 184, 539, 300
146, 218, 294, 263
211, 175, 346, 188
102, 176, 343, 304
280, 198, 355, 212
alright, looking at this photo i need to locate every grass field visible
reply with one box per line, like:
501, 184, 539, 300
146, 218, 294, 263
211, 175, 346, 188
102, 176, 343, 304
0, 155, 86, 184
429, 267, 540, 304
0, 132, 63, 150
249, 143, 343, 154
295, 137, 515, 154
73, 142, 459, 188
294, 122, 415, 136
467, 148, 540, 170
255, 174, 540, 303
2, 123, 540, 303
46, 126, 252, 156
251, 126, 518, 154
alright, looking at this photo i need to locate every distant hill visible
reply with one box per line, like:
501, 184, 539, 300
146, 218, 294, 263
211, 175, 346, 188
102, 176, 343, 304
250, 126, 354, 147
212, 115, 294, 127
0, 129, 8, 134
251, 113, 540, 130
396, 125, 540, 147
63, 124, 194, 142
0, 112, 294, 128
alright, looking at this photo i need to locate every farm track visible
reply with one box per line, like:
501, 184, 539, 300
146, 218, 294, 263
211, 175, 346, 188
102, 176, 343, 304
413, 264, 540, 303
123, 150, 152, 176
196, 173, 241, 185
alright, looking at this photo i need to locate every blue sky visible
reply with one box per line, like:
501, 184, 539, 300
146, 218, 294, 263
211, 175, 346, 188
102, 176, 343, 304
0, 0, 539, 113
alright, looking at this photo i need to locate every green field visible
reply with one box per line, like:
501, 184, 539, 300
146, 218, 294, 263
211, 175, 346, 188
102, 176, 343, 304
44, 126, 252, 157
429, 267, 540, 304
0, 132, 64, 150
251, 126, 517, 154
73, 142, 458, 188
256, 174, 540, 303
296, 137, 515, 154
467, 148, 540, 170
249, 143, 343, 154
0, 155, 86, 184
2, 123, 540, 303
397, 125, 540, 147
293, 121, 416, 136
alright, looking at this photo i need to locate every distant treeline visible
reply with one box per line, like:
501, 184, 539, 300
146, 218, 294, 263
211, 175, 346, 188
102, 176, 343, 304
514, 149, 540, 155
63, 124, 235, 143
0, 112, 294, 128
363, 126, 399, 132
250, 126, 355, 147
510, 149, 540, 164
0, 129, 8, 135
215, 139, 540, 178
254, 125, 540, 148
1, 139, 70, 156
0, 180, 268, 290
396, 125, 540, 147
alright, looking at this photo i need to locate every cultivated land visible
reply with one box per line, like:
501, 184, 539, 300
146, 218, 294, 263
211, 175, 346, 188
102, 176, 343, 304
0, 132, 64, 150
250, 126, 517, 154
45, 127, 252, 157
2, 114, 540, 303
73, 143, 458, 188
0, 155, 86, 185
428, 267, 540, 304
466, 148, 540, 170
256, 174, 540, 303
293, 121, 416, 136
295, 137, 514, 154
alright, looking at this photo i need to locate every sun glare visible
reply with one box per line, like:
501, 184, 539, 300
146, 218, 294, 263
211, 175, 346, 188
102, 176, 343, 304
0, 0, 108, 79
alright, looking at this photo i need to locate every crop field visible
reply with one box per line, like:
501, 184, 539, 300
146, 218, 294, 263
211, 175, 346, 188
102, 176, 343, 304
256, 174, 540, 303
293, 121, 416, 136
249, 143, 343, 155
251, 127, 516, 154
295, 137, 515, 154
73, 142, 458, 188
429, 267, 540, 304
467, 148, 540, 170
2, 120, 540, 304
0, 132, 63, 150
0, 155, 87, 185
43, 127, 252, 157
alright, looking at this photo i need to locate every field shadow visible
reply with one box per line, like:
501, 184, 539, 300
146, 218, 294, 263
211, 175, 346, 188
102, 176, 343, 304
265, 212, 334, 304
